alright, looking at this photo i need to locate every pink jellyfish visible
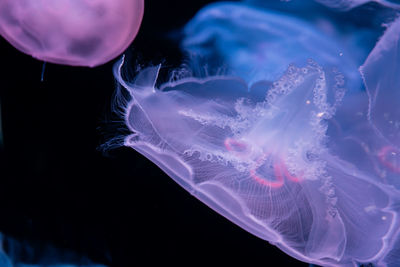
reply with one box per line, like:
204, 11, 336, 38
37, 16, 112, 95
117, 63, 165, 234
0, 0, 144, 67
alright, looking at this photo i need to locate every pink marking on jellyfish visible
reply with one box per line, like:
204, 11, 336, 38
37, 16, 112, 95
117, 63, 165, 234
378, 146, 400, 173
249, 158, 303, 188
249, 153, 284, 188
224, 138, 301, 188
280, 160, 302, 183
224, 138, 283, 187
0, 0, 144, 67
224, 138, 248, 156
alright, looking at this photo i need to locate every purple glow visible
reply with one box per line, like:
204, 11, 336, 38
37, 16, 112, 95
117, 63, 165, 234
0, 0, 144, 67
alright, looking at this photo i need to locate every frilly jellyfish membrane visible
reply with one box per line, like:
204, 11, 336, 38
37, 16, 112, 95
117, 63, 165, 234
0, 0, 144, 67
110, 2, 400, 267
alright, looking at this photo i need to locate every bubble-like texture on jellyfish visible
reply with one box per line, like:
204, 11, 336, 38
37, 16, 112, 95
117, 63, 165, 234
0, 0, 144, 67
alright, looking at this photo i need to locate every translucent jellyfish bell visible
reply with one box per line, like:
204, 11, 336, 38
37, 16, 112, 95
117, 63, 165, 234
182, 3, 362, 88
0, 0, 144, 67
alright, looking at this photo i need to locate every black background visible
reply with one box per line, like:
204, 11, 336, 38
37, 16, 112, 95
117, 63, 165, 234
0, 1, 308, 266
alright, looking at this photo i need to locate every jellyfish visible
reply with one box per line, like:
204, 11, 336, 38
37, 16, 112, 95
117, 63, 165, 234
181, 3, 368, 89
115, 59, 398, 267
315, 0, 400, 10
359, 16, 400, 190
360, 17, 400, 150
246, 0, 400, 10
0, 0, 144, 67
114, 2, 400, 266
